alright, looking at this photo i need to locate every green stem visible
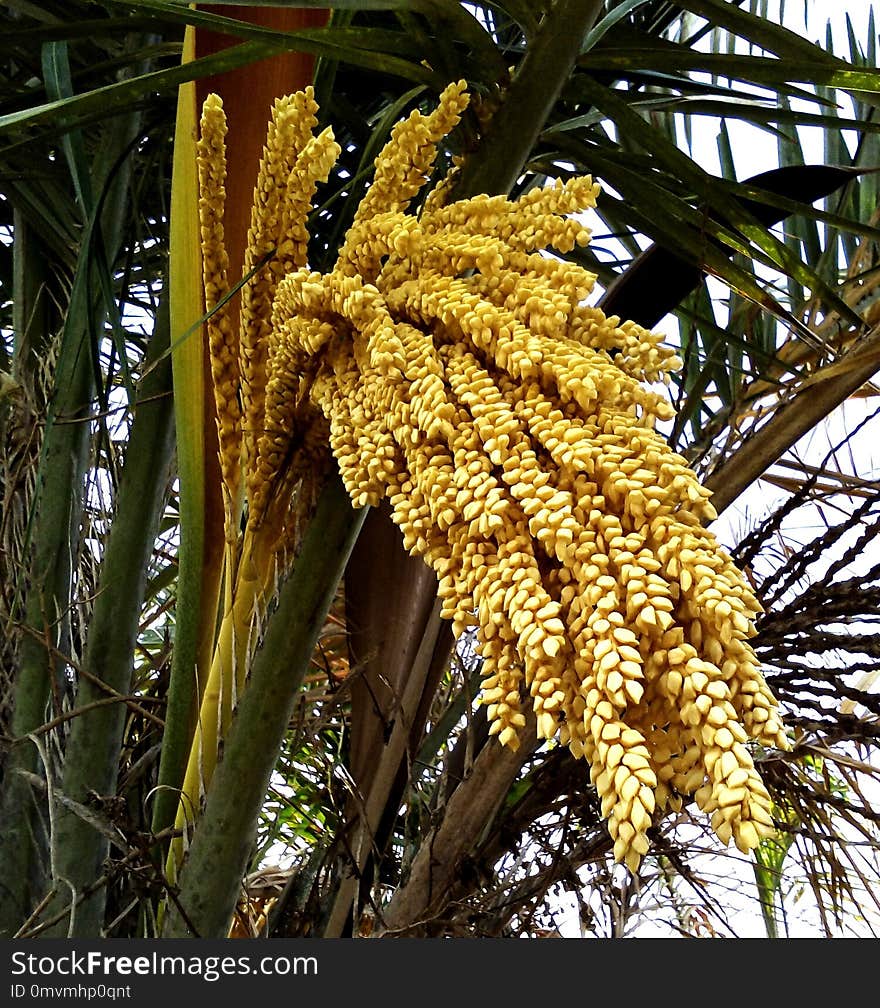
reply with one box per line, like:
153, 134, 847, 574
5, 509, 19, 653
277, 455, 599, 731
453, 0, 604, 200
0, 243, 93, 939
0, 84, 149, 931
150, 45, 224, 851
161, 474, 366, 938
0, 214, 63, 937
38, 301, 175, 937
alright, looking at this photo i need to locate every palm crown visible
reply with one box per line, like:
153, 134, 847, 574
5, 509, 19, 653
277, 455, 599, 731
1, 0, 879, 939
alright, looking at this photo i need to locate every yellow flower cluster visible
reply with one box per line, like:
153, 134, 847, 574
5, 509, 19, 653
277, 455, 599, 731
198, 81, 789, 873
198, 88, 339, 551
197, 94, 240, 520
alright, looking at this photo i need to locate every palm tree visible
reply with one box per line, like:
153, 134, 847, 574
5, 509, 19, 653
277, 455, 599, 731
1, 0, 879, 939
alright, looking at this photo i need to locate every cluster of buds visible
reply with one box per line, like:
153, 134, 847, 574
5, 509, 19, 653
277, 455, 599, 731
197, 81, 788, 873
